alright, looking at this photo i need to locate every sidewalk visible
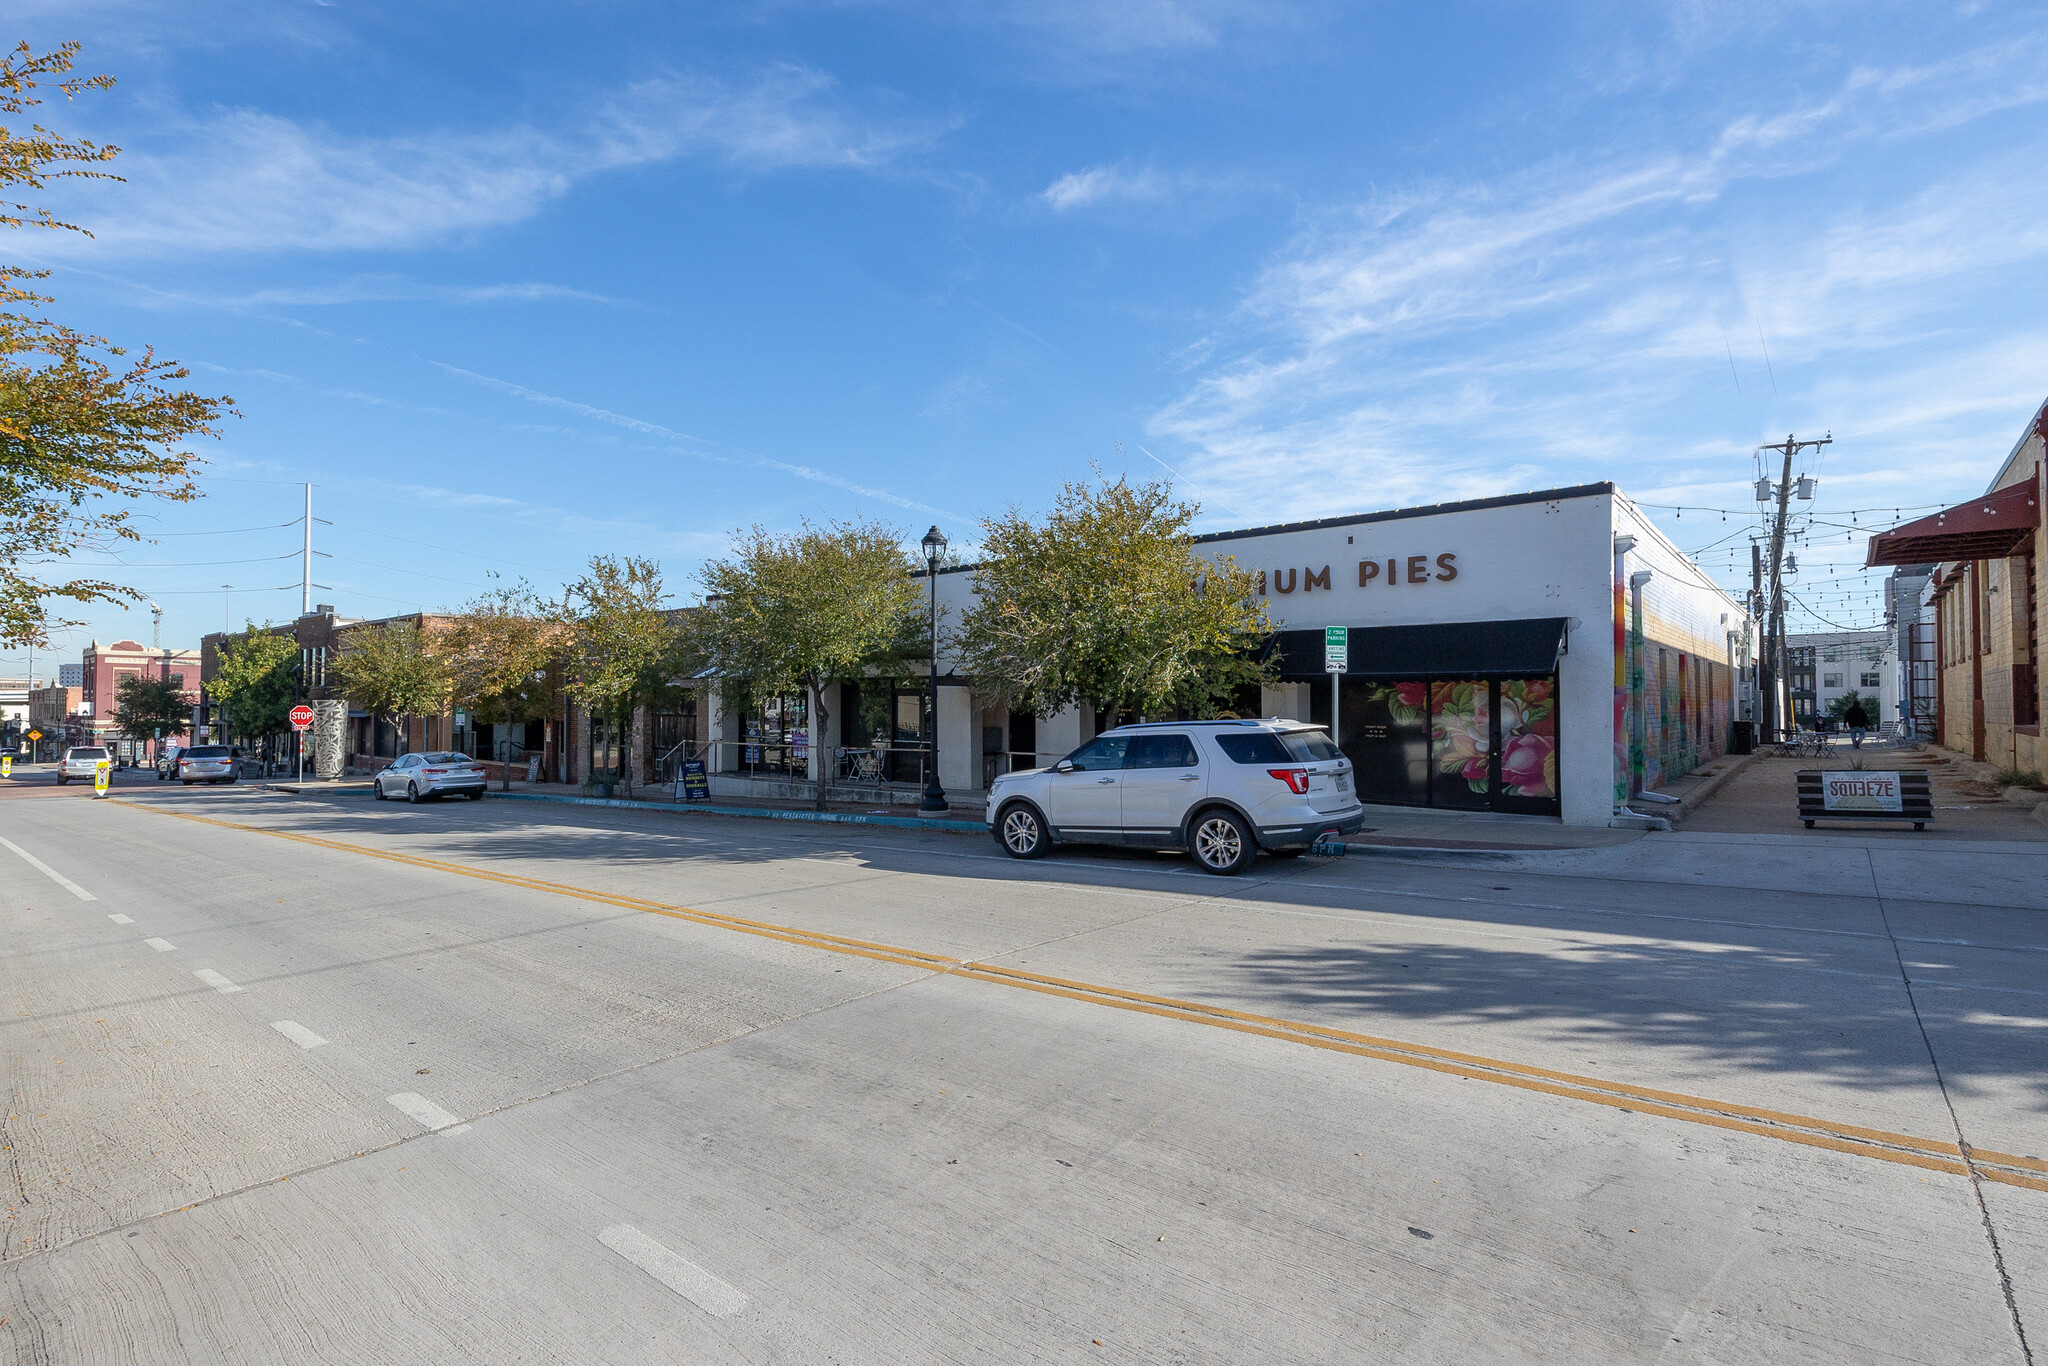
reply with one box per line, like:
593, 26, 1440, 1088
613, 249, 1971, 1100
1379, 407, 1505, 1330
1677, 741, 2048, 841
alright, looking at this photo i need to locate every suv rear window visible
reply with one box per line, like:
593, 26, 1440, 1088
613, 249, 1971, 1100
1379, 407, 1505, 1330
1214, 733, 1290, 765
1280, 731, 1342, 762
68, 747, 108, 759
183, 746, 230, 758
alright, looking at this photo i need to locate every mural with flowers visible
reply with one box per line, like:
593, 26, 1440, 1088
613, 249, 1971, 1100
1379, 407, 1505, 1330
1499, 678, 1557, 799
1359, 676, 1556, 806
1429, 680, 1491, 797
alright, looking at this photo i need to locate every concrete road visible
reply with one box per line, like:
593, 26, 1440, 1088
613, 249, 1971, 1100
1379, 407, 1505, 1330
3, 776, 2044, 1363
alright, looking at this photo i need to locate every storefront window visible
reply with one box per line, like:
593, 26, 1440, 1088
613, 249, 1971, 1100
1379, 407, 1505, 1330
1328, 675, 1559, 816
1498, 678, 1557, 803
1428, 681, 1492, 811
742, 692, 808, 776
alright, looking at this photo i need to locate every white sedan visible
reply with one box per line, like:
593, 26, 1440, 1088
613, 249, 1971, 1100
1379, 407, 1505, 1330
373, 752, 489, 803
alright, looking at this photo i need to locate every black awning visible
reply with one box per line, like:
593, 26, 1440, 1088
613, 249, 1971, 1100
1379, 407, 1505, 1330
1271, 618, 1569, 681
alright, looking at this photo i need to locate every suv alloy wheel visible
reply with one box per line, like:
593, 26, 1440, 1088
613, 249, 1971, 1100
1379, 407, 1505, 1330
1189, 808, 1255, 875
996, 802, 1049, 859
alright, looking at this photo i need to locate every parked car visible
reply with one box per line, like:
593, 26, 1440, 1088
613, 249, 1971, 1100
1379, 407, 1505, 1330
57, 745, 110, 785
986, 718, 1366, 875
155, 745, 182, 780
176, 745, 239, 785
373, 752, 489, 803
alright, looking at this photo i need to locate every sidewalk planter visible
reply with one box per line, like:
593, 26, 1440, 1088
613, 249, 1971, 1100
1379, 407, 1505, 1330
1796, 769, 1933, 831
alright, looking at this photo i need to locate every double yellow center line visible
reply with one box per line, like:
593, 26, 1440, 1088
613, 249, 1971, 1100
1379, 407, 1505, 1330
123, 800, 2048, 1194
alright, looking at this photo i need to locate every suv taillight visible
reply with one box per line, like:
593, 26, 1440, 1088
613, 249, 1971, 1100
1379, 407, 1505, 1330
1267, 767, 1311, 795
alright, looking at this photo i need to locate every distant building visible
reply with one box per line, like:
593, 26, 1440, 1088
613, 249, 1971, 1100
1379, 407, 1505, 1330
79, 638, 202, 757
1886, 565, 1937, 737
1785, 629, 1895, 730
27, 685, 85, 759
58, 663, 82, 688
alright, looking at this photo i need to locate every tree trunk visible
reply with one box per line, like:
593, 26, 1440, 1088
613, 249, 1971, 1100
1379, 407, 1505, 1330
809, 679, 830, 812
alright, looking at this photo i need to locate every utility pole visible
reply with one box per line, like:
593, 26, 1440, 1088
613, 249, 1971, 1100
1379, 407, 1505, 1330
302, 483, 313, 616
1756, 432, 1829, 740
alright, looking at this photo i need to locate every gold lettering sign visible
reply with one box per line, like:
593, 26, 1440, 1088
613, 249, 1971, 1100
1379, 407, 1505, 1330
1262, 553, 1458, 594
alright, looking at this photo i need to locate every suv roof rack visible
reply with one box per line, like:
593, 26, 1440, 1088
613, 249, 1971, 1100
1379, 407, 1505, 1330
1100, 717, 1314, 732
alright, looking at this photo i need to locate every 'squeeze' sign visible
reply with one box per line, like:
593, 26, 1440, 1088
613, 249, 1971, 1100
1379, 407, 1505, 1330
1821, 772, 1903, 812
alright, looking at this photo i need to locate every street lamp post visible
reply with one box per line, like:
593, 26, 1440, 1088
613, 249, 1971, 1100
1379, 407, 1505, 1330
919, 526, 949, 813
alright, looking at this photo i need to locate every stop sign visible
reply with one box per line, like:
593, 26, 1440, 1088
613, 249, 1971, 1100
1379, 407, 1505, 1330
289, 704, 315, 732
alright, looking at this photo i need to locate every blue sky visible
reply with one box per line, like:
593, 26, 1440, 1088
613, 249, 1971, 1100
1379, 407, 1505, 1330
7, 1, 2046, 675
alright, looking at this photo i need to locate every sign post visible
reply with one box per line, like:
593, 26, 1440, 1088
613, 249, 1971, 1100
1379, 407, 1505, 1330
289, 704, 314, 785
1323, 625, 1348, 745
2, 755, 10, 779
93, 758, 110, 798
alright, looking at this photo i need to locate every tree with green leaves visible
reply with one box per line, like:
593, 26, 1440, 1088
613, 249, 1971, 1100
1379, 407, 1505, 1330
328, 618, 449, 757
1, 42, 233, 647
697, 521, 922, 808
441, 577, 565, 731
207, 626, 298, 749
115, 671, 188, 750
956, 472, 1275, 726
564, 556, 680, 796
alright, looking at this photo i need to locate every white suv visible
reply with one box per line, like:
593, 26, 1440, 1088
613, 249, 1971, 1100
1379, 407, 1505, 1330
987, 719, 1365, 875
57, 746, 109, 784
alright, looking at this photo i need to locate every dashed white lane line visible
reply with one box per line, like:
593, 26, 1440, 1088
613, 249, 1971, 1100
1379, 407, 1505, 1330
0, 834, 96, 901
107, 913, 134, 925
144, 937, 177, 952
386, 1092, 470, 1136
193, 968, 242, 994
599, 1225, 748, 1317
270, 1020, 329, 1050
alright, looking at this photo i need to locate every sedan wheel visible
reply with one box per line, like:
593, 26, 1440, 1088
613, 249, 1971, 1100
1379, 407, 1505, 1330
1190, 809, 1255, 876
407, 781, 422, 804
373, 778, 386, 801
996, 803, 1049, 859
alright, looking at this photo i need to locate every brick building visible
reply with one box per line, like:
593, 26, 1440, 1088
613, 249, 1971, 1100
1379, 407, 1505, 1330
1867, 399, 2044, 771
79, 638, 202, 757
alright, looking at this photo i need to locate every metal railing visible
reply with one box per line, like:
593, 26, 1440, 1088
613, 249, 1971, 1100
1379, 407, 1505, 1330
650, 740, 1071, 801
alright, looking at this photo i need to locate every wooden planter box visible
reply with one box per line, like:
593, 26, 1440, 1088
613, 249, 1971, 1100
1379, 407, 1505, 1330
1796, 770, 1933, 830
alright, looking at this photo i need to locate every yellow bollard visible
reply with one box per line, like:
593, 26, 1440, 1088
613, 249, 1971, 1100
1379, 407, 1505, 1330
1, 755, 11, 779
93, 759, 111, 798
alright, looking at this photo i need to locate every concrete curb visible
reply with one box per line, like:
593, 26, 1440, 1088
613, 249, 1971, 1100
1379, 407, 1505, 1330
482, 788, 987, 833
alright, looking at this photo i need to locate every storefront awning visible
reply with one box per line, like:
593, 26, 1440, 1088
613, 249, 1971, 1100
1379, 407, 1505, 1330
1865, 481, 2040, 567
1272, 618, 1569, 681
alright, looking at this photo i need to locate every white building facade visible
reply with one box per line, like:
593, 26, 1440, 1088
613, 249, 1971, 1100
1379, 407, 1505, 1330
911, 482, 1747, 828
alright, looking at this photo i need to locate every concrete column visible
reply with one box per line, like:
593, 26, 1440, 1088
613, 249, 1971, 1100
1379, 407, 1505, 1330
1037, 704, 1085, 763
312, 699, 347, 780
937, 684, 976, 792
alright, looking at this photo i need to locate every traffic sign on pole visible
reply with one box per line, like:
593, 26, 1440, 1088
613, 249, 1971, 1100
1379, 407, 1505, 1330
1323, 626, 1347, 747
289, 705, 315, 732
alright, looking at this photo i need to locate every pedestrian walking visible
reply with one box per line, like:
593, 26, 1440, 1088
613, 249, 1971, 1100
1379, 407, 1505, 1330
1843, 698, 1870, 749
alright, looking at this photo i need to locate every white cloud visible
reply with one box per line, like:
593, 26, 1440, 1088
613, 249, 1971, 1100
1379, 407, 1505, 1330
31, 65, 938, 257
434, 363, 962, 517
1146, 38, 2048, 527
1041, 164, 1172, 211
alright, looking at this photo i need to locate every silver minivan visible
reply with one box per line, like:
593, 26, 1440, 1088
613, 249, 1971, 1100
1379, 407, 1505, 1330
986, 719, 1366, 874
